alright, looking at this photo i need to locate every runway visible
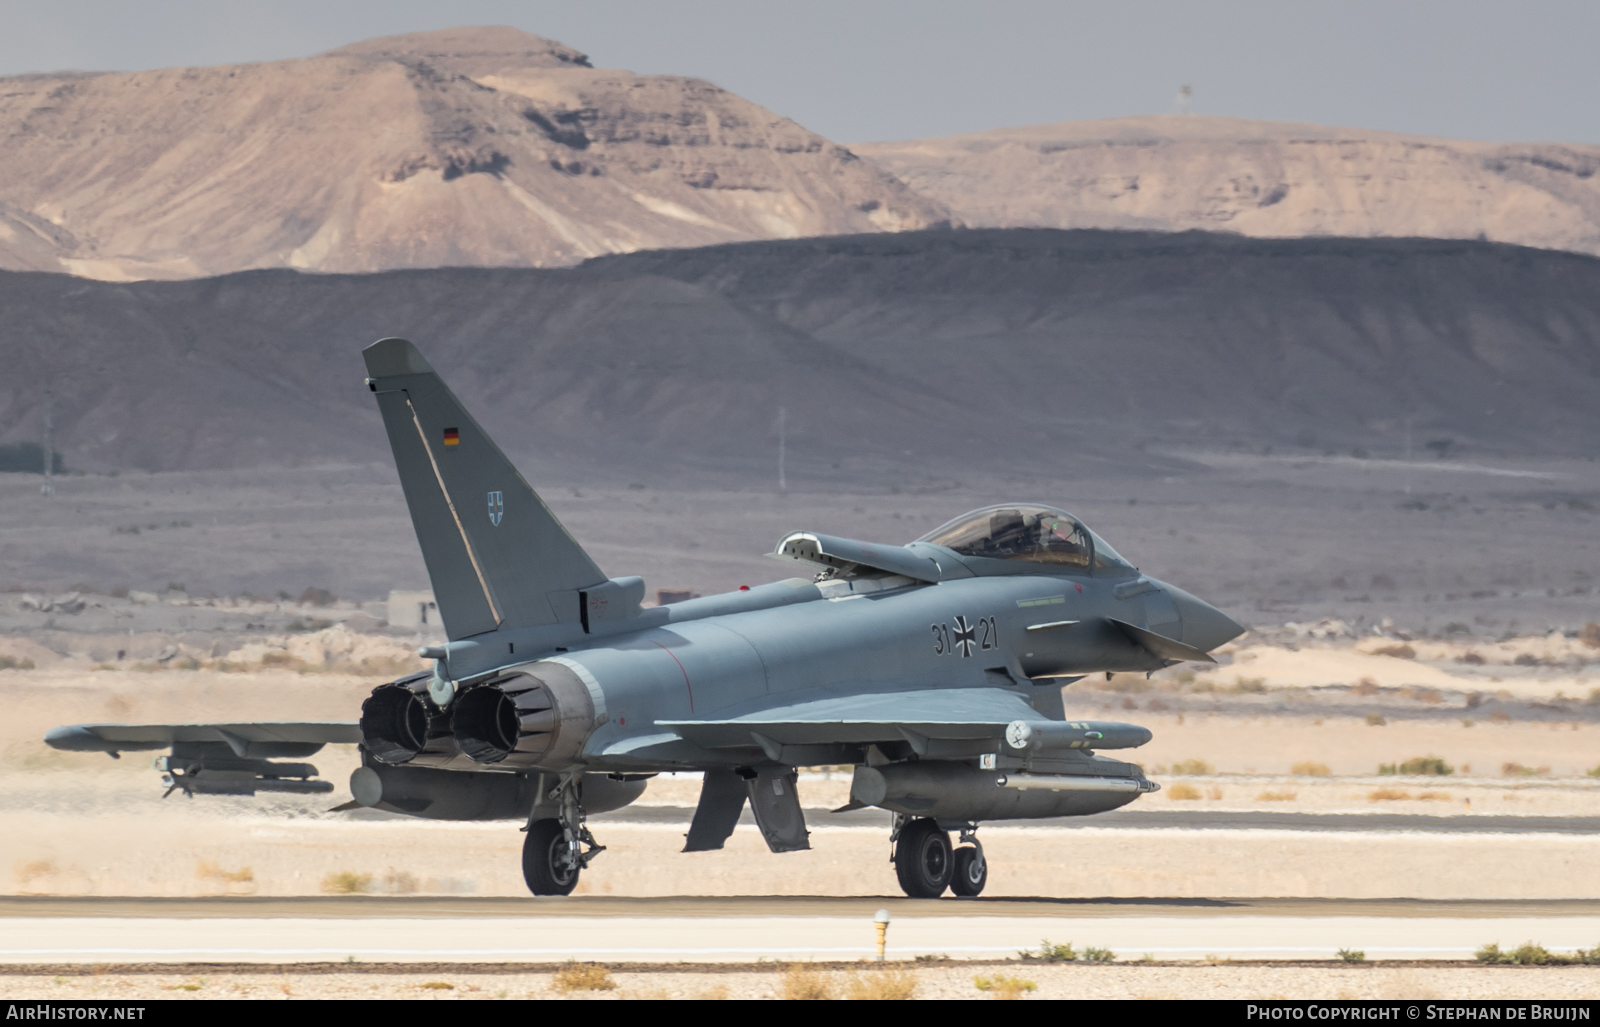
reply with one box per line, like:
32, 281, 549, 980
4, 898, 1596, 964
586, 806, 1600, 835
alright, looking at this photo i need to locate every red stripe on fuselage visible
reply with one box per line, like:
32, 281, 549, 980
650, 640, 694, 713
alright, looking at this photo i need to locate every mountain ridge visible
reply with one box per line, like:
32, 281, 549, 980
0, 26, 950, 281
0, 229, 1596, 483
856, 115, 1600, 258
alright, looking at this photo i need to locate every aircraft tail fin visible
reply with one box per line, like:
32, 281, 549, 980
363, 338, 606, 639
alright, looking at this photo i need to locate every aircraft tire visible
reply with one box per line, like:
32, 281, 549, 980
950, 846, 987, 897
522, 818, 580, 896
894, 818, 953, 898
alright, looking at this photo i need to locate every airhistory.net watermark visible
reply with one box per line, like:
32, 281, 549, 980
5, 1006, 147, 1020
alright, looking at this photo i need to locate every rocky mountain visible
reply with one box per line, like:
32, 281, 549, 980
2, 229, 1597, 481
0, 26, 949, 281
855, 116, 1600, 257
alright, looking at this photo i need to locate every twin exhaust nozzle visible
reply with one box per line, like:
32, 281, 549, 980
361, 665, 582, 767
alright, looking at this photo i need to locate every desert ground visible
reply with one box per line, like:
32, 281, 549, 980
6, 963, 1600, 1001
4, 614, 1598, 901
1, 461, 1596, 998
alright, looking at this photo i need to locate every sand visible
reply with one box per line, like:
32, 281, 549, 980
3, 964, 1599, 1000
5, 638, 1600, 900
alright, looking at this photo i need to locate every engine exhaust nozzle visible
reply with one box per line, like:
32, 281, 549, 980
359, 683, 430, 765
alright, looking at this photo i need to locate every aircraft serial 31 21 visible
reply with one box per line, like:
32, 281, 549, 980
47, 338, 1244, 898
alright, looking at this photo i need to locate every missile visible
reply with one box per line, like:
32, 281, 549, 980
1003, 719, 1152, 752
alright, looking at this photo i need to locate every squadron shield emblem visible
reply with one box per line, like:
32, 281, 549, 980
487, 491, 504, 527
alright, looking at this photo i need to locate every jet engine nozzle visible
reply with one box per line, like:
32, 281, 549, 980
359, 683, 430, 765
452, 678, 560, 765
448, 661, 600, 771
1004, 719, 1152, 752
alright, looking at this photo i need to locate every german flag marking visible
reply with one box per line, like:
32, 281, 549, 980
443, 427, 460, 447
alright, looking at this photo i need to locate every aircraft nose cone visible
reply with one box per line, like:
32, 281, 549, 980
1164, 584, 1246, 653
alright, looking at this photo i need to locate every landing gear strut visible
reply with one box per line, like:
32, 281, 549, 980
951, 826, 987, 897
892, 817, 987, 898
522, 772, 605, 896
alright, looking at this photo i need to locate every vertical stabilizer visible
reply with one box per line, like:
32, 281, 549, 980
363, 338, 606, 639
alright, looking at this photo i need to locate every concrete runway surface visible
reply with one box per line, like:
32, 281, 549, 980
4, 898, 1597, 964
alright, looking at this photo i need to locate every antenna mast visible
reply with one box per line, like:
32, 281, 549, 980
777, 406, 787, 492
41, 390, 54, 498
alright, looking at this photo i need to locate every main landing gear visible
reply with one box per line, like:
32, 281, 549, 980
892, 816, 987, 898
523, 772, 605, 896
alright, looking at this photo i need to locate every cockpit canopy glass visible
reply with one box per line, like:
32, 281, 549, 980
919, 505, 1096, 567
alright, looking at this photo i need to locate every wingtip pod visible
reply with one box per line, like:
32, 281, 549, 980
362, 337, 435, 378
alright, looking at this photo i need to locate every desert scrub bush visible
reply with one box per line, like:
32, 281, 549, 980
1587, 765, 1600, 778
419, 982, 454, 990
1081, 946, 1116, 963
1291, 761, 1331, 776
1256, 790, 1297, 801
0, 656, 36, 671
974, 975, 1036, 999
844, 968, 917, 1000
1168, 758, 1214, 775
320, 870, 372, 894
1233, 676, 1267, 693
553, 962, 616, 992
1373, 644, 1415, 659
1378, 756, 1453, 776
195, 860, 253, 884
1167, 783, 1202, 801
1502, 763, 1549, 777
1368, 788, 1411, 801
1365, 712, 1387, 726
780, 964, 834, 1000
1337, 948, 1367, 963
1021, 939, 1077, 962
1477, 942, 1551, 965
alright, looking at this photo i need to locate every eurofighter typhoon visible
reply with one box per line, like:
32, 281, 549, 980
47, 339, 1243, 898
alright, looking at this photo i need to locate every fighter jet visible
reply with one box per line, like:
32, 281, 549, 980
46, 338, 1243, 898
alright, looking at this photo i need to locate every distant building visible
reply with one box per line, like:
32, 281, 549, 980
387, 590, 437, 629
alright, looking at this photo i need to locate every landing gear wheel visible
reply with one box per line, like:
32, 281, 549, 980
950, 845, 987, 897
523, 817, 580, 896
894, 818, 953, 898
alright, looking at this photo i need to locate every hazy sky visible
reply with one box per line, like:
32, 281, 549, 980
4, 0, 1598, 144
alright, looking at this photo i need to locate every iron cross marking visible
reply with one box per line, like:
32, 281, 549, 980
951, 615, 978, 657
